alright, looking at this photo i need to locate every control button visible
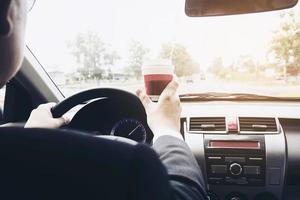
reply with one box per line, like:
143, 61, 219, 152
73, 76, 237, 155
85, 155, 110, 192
244, 166, 260, 175
249, 157, 263, 161
269, 168, 281, 185
225, 177, 248, 185
229, 163, 242, 176
208, 177, 223, 184
248, 178, 264, 185
254, 192, 277, 200
225, 157, 246, 163
225, 192, 248, 200
230, 197, 241, 200
211, 165, 227, 174
208, 191, 220, 200
237, 178, 248, 185
228, 123, 238, 131
208, 156, 222, 160
227, 116, 238, 132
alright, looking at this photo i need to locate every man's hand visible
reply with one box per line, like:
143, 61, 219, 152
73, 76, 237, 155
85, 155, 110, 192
136, 77, 182, 141
25, 103, 70, 128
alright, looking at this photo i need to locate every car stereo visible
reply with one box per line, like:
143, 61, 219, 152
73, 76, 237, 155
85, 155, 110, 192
204, 136, 266, 186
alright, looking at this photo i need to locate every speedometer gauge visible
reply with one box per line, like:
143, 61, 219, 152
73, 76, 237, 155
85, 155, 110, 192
111, 118, 147, 143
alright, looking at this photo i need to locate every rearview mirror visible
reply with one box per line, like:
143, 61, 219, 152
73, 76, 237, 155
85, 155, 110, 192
185, 0, 298, 17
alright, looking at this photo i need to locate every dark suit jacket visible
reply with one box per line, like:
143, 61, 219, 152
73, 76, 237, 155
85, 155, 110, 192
153, 135, 208, 200
0, 128, 207, 200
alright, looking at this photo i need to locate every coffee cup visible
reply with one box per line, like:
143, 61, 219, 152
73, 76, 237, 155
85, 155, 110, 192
142, 60, 174, 101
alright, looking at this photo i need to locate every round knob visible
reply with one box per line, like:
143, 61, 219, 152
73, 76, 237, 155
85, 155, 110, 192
225, 192, 247, 200
229, 163, 242, 176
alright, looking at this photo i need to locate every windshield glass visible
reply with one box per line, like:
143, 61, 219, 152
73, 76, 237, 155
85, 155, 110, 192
26, 0, 300, 98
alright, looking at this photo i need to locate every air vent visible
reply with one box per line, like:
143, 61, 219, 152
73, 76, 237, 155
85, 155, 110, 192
189, 117, 226, 132
239, 117, 278, 133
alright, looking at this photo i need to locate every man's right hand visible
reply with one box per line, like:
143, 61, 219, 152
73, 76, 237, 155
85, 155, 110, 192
136, 77, 182, 141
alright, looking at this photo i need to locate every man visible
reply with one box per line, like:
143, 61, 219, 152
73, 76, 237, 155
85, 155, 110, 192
0, 0, 208, 199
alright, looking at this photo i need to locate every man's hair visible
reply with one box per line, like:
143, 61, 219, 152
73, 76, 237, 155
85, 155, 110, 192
0, 0, 8, 14
0, 0, 4, 9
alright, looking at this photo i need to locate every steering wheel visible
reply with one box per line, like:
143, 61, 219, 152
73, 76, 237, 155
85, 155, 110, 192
51, 88, 153, 143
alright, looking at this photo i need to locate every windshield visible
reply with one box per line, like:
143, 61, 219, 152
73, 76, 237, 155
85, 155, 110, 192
26, 0, 300, 98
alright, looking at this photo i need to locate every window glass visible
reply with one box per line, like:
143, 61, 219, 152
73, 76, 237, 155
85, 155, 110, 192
26, 0, 300, 98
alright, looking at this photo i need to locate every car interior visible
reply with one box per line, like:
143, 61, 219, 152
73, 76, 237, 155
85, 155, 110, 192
1, 0, 300, 199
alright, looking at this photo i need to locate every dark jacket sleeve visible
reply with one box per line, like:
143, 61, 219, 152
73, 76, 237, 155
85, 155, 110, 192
153, 135, 208, 200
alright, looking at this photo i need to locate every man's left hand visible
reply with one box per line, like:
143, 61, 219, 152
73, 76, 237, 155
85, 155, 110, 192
25, 103, 70, 128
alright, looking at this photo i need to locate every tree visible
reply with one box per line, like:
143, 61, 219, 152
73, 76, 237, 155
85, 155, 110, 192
269, 11, 300, 79
236, 55, 257, 73
104, 50, 120, 67
209, 57, 224, 76
159, 43, 199, 77
69, 31, 120, 80
209, 57, 233, 79
126, 40, 149, 79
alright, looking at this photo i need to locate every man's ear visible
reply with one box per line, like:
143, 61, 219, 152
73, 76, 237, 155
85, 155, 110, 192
0, 0, 13, 37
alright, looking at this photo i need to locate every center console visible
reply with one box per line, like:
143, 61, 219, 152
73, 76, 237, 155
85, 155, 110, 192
205, 136, 265, 187
183, 117, 286, 200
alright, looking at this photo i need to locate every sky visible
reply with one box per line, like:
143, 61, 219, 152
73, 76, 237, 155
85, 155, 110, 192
26, 0, 300, 73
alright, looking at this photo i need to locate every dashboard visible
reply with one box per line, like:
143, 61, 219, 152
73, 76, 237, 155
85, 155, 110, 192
181, 101, 300, 200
